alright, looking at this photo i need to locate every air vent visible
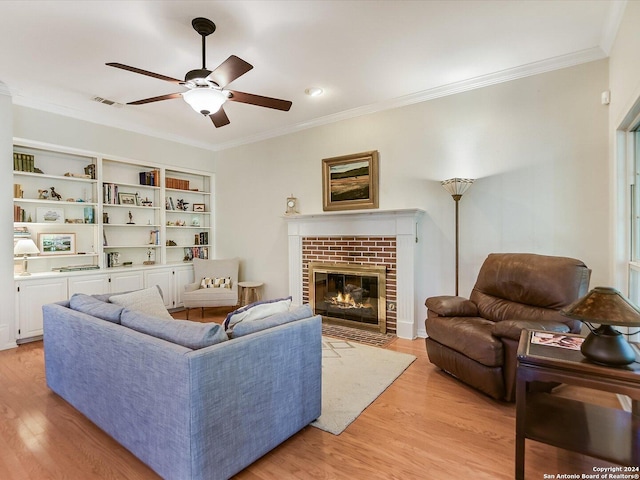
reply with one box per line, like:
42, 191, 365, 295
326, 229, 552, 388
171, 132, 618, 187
91, 96, 124, 108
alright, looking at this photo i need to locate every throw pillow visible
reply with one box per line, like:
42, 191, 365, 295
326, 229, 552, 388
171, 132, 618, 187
69, 293, 124, 324
121, 309, 228, 349
232, 304, 313, 337
109, 286, 173, 320
224, 296, 292, 331
200, 277, 232, 289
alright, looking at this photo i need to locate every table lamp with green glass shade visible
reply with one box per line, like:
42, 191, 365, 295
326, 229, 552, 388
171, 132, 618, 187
561, 287, 640, 366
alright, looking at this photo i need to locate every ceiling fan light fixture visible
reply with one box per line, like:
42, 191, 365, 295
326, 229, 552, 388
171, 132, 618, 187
183, 88, 227, 115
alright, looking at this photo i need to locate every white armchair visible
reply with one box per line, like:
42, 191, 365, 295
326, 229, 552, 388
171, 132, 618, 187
183, 257, 240, 319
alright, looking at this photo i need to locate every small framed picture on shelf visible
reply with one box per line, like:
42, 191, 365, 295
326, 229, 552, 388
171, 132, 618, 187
36, 207, 64, 223
118, 192, 137, 206
193, 203, 206, 212
38, 233, 76, 256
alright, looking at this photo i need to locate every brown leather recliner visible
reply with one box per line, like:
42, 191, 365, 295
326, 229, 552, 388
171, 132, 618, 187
425, 253, 591, 402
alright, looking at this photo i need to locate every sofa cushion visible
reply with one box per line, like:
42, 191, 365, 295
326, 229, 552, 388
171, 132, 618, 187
223, 297, 292, 331
426, 316, 503, 367
110, 286, 173, 320
231, 304, 313, 338
69, 293, 124, 324
121, 308, 228, 349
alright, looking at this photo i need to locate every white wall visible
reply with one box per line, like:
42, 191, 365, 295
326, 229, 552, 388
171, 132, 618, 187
216, 59, 609, 332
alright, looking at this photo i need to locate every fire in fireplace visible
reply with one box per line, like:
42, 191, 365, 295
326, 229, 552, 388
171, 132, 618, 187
308, 262, 386, 333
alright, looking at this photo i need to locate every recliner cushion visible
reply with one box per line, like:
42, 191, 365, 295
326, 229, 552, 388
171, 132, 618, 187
426, 316, 503, 367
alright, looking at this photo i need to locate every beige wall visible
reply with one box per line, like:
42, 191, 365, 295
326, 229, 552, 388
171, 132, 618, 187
216, 60, 610, 334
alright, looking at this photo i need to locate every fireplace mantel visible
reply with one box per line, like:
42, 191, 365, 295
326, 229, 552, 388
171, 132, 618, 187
284, 209, 424, 339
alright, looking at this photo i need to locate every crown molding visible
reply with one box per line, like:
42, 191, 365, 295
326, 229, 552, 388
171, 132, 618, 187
215, 47, 607, 151
600, 0, 627, 55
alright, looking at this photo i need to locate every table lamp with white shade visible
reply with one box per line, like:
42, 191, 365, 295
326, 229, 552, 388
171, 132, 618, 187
14, 238, 40, 276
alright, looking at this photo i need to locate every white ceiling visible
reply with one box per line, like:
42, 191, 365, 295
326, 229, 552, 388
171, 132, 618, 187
0, 0, 626, 152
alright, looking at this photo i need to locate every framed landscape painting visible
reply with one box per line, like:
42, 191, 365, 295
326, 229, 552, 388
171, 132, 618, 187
322, 150, 379, 211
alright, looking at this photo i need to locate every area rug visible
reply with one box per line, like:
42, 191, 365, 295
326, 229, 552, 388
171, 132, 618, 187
311, 337, 416, 435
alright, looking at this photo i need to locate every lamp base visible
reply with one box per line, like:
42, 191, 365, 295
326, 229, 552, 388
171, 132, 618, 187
580, 325, 637, 366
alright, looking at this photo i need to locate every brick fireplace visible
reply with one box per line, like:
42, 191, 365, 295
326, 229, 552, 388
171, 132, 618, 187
284, 209, 424, 339
303, 237, 396, 333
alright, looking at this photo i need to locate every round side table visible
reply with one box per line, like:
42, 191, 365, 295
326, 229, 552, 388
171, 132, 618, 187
238, 281, 264, 306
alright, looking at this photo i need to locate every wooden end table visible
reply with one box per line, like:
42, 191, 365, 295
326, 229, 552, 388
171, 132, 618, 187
516, 329, 640, 479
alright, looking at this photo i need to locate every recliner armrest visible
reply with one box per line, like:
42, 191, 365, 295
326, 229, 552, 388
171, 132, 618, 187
492, 319, 571, 342
425, 296, 478, 317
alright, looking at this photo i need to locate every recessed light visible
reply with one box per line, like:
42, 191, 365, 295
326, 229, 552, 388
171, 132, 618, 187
305, 87, 324, 97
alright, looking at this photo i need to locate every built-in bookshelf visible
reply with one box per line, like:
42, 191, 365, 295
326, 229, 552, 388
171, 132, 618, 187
12, 139, 213, 275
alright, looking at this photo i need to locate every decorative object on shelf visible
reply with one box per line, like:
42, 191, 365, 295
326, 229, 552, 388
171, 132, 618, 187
14, 238, 40, 276
167, 240, 177, 246
103, 212, 109, 224
176, 219, 186, 226
191, 217, 200, 227
176, 199, 189, 211
141, 197, 153, 207
84, 207, 94, 224
50, 186, 62, 201
440, 177, 474, 296
149, 229, 160, 245
38, 189, 49, 199
193, 203, 205, 212
38, 233, 76, 256
561, 286, 640, 366
285, 195, 298, 215
143, 248, 156, 265
126, 210, 135, 224
84, 163, 96, 179
64, 172, 91, 179
118, 192, 137, 205
36, 207, 64, 223
106, 17, 292, 129
322, 150, 379, 212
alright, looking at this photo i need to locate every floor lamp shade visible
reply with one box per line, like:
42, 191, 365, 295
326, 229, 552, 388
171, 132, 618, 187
14, 238, 40, 276
441, 178, 474, 296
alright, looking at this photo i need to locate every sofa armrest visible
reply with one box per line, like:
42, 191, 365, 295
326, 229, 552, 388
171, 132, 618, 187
492, 319, 571, 342
184, 282, 200, 293
425, 295, 478, 317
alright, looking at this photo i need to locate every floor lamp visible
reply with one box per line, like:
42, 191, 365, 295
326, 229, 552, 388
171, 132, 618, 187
441, 178, 474, 296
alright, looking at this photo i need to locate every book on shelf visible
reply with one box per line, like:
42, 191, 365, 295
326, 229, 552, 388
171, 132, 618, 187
103, 183, 119, 204
139, 169, 160, 186
13, 153, 35, 172
165, 177, 190, 190
14, 226, 30, 237
13, 183, 23, 199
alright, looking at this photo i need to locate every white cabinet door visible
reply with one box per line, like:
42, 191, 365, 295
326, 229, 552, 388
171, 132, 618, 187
173, 265, 195, 309
16, 277, 68, 340
68, 274, 110, 296
110, 270, 144, 293
144, 269, 173, 308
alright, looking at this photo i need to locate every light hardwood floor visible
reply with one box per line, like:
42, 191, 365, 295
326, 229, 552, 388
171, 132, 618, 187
0, 309, 621, 479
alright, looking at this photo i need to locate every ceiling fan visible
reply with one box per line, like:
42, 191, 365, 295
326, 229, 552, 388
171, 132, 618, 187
106, 17, 292, 128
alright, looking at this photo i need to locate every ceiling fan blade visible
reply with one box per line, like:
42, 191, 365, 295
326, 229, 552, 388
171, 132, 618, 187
207, 55, 253, 88
127, 93, 183, 105
227, 90, 292, 111
106, 63, 183, 85
209, 107, 230, 128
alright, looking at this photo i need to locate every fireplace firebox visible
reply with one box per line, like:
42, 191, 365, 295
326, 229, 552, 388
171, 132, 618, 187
308, 262, 386, 333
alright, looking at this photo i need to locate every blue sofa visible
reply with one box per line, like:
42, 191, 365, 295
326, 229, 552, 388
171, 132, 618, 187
43, 296, 322, 480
